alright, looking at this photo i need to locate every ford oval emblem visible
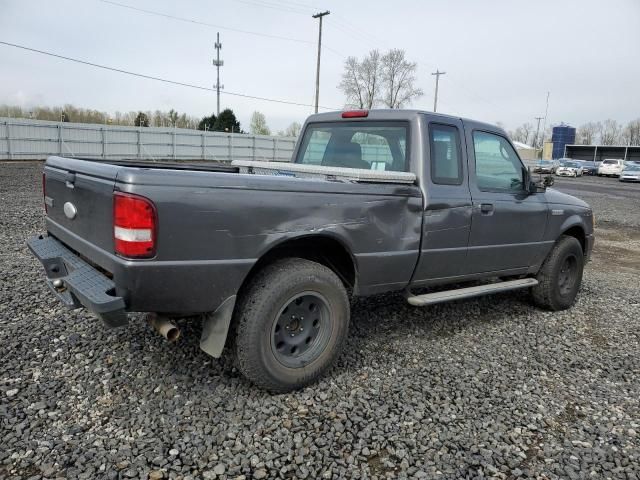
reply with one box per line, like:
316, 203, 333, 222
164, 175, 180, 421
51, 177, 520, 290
63, 202, 77, 220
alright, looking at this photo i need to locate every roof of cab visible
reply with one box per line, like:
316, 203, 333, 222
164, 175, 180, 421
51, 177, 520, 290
306, 109, 504, 135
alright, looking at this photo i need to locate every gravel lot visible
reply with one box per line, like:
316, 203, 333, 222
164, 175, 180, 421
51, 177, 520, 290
1, 162, 639, 480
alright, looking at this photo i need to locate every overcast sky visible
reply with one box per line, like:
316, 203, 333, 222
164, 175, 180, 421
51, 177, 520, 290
1, 0, 639, 132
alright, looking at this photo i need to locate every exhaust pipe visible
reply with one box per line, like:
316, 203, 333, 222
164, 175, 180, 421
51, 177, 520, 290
146, 313, 181, 342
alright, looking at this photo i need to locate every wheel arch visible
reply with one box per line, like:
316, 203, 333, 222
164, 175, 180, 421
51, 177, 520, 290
201, 234, 357, 360
560, 223, 586, 253
241, 233, 357, 295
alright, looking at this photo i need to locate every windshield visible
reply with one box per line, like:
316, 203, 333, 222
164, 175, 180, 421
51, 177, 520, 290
538, 161, 552, 165
563, 162, 580, 168
295, 122, 409, 172
625, 163, 640, 171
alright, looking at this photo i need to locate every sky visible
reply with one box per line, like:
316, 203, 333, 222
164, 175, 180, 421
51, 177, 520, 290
1, 0, 639, 133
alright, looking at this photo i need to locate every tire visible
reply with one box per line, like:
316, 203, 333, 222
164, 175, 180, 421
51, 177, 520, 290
233, 258, 350, 392
531, 235, 584, 311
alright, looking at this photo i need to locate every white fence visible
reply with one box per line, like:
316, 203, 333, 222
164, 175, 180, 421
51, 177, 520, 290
0, 117, 297, 162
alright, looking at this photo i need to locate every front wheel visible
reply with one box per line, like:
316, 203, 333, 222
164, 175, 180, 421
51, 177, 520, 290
531, 235, 584, 311
233, 258, 350, 392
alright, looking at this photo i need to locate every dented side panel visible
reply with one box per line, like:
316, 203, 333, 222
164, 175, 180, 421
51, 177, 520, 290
114, 171, 423, 304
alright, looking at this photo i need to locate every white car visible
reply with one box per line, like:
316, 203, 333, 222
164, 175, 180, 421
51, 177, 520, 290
598, 159, 625, 177
555, 161, 583, 177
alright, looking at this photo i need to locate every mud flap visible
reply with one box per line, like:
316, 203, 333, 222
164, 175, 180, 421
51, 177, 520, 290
200, 295, 236, 358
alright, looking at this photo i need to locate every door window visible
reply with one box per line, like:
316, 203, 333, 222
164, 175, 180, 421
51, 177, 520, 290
473, 131, 525, 191
429, 124, 462, 185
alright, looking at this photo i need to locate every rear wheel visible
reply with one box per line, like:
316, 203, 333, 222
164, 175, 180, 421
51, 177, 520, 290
233, 258, 349, 392
532, 235, 584, 311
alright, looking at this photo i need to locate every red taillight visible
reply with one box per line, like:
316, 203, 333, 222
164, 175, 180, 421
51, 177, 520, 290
341, 109, 369, 118
113, 192, 157, 258
42, 172, 47, 214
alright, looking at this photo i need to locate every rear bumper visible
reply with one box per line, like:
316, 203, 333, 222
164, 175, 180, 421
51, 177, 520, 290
41, 220, 255, 315
27, 234, 127, 327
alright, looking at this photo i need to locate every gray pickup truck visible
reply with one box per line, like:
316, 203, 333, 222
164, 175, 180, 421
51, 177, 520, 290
28, 109, 594, 392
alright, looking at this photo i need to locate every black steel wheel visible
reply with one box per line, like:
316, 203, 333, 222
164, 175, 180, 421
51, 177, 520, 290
233, 258, 349, 392
271, 292, 332, 368
532, 235, 584, 311
557, 255, 578, 296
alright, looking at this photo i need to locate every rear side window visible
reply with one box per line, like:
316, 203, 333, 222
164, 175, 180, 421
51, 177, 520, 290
429, 124, 462, 185
296, 122, 409, 172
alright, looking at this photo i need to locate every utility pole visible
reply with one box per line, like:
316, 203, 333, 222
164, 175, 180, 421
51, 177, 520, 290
431, 70, 446, 112
312, 11, 330, 114
212, 32, 224, 116
540, 91, 550, 153
533, 116, 544, 149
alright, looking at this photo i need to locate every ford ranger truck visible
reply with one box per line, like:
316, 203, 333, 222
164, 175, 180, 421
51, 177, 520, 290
28, 109, 594, 392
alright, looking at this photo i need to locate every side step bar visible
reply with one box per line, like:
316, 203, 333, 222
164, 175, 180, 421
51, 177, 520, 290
405, 278, 539, 307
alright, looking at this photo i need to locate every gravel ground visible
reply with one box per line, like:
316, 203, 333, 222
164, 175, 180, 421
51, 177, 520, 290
1, 162, 639, 480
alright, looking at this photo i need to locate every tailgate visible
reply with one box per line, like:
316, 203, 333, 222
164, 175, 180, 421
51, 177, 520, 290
44, 156, 121, 253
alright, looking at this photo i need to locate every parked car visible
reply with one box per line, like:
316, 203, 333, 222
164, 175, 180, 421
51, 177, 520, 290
598, 159, 625, 177
27, 109, 594, 392
619, 163, 640, 182
576, 160, 598, 176
556, 160, 584, 177
533, 160, 557, 174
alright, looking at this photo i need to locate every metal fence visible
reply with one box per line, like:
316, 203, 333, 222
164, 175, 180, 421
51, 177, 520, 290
0, 117, 297, 162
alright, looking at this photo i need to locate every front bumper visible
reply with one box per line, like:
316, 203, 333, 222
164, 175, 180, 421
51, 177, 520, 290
27, 234, 127, 327
620, 175, 640, 182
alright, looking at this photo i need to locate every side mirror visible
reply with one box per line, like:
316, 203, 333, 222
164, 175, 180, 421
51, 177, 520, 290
527, 166, 553, 194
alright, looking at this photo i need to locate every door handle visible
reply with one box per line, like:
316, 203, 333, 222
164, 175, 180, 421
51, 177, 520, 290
480, 203, 494, 214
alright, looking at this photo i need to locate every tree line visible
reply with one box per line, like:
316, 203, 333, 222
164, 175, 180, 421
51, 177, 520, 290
1, 104, 303, 137
508, 118, 640, 147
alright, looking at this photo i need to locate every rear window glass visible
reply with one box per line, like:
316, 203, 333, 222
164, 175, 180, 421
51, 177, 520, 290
296, 122, 409, 172
602, 160, 617, 164
429, 124, 462, 185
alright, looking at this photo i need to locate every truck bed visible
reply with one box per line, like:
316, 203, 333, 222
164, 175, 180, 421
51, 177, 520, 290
39, 155, 424, 316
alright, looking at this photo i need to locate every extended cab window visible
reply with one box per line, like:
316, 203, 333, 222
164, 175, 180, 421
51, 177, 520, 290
430, 124, 462, 185
296, 122, 409, 172
473, 131, 525, 191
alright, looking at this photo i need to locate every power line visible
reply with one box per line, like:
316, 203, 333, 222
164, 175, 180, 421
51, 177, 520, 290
99, 0, 344, 57
99, 0, 311, 46
0, 40, 338, 110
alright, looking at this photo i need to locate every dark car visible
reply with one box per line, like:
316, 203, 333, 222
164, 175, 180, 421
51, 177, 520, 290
27, 109, 594, 392
577, 160, 598, 175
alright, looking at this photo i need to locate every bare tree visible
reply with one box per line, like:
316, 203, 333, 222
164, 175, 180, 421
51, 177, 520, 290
509, 122, 534, 144
380, 49, 423, 108
520, 122, 533, 145
577, 122, 599, 145
338, 50, 381, 109
284, 121, 302, 137
599, 119, 622, 145
621, 119, 640, 146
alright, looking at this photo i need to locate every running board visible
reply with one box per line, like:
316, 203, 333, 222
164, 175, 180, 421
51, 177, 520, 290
405, 278, 539, 306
